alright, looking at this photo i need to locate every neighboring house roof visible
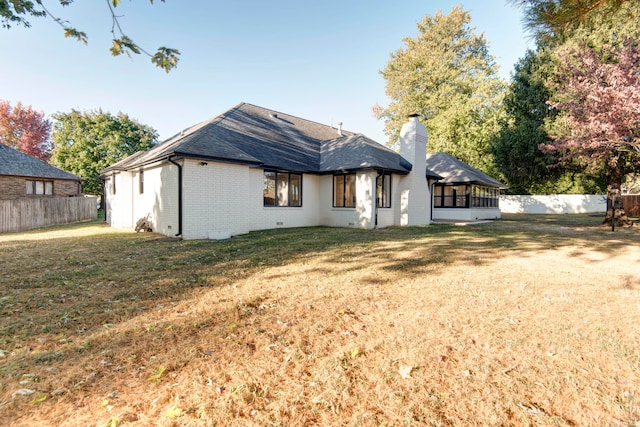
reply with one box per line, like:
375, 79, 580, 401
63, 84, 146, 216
0, 143, 82, 181
425, 152, 506, 189
101, 103, 414, 175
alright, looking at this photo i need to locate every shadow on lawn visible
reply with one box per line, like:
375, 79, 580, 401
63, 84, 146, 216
1, 217, 637, 336
1, 216, 639, 419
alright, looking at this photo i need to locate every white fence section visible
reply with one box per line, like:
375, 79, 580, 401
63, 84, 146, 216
499, 194, 607, 214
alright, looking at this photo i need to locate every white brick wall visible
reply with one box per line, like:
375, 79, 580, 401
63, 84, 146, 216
106, 172, 134, 229
432, 207, 501, 221
181, 160, 252, 240
319, 172, 377, 229
106, 157, 436, 239
251, 172, 321, 231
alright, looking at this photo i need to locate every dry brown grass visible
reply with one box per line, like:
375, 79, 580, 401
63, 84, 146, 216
1, 215, 639, 426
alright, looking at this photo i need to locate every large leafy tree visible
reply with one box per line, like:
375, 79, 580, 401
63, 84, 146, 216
0, 100, 52, 160
374, 6, 506, 174
0, 0, 179, 72
490, 51, 558, 194
50, 110, 157, 195
510, 0, 640, 224
542, 43, 640, 225
490, 50, 605, 194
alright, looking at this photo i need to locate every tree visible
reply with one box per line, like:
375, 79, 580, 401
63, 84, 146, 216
374, 6, 506, 174
541, 43, 640, 226
490, 51, 556, 193
508, 0, 632, 41
0, 0, 179, 72
50, 110, 158, 195
490, 50, 605, 194
0, 100, 52, 160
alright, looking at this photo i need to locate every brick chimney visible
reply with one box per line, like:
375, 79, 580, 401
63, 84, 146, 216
398, 114, 430, 226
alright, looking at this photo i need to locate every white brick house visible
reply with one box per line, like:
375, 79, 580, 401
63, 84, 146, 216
100, 103, 504, 240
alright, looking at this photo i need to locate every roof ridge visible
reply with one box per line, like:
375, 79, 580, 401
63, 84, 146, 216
241, 102, 352, 136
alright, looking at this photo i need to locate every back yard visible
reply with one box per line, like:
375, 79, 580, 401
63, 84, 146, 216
1, 215, 639, 426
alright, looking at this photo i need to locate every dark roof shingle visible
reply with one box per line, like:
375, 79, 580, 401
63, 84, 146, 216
0, 144, 83, 181
103, 103, 411, 174
425, 152, 506, 189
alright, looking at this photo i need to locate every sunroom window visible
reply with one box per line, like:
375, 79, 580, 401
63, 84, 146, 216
433, 184, 469, 208
434, 184, 500, 208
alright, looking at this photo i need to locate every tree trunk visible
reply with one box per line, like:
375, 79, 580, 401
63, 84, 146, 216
604, 182, 634, 229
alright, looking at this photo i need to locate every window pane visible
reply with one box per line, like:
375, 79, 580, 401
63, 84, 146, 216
443, 186, 454, 207
377, 174, 391, 208
345, 174, 356, 207
289, 174, 301, 207
433, 185, 442, 207
45, 181, 53, 195
454, 185, 468, 207
26, 181, 34, 195
383, 175, 391, 207
263, 171, 276, 206
139, 171, 144, 194
35, 181, 44, 195
277, 172, 289, 206
334, 175, 345, 207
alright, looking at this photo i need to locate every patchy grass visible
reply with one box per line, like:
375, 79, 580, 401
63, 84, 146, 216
1, 216, 639, 426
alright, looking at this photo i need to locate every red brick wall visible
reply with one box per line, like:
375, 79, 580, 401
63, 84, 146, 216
0, 176, 81, 200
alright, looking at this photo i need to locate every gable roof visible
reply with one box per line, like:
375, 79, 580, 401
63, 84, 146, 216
102, 103, 413, 175
425, 152, 506, 189
0, 144, 82, 181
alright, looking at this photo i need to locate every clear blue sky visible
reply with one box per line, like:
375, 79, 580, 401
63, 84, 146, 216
0, 1, 531, 145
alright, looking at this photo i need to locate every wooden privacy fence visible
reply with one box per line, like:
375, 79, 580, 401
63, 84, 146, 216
623, 195, 640, 216
0, 196, 97, 233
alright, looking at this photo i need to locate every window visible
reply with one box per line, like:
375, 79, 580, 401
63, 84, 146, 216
376, 173, 391, 208
139, 170, 144, 194
471, 185, 499, 208
334, 174, 356, 207
112, 173, 116, 195
26, 180, 53, 195
263, 171, 302, 207
433, 184, 469, 208
434, 184, 499, 208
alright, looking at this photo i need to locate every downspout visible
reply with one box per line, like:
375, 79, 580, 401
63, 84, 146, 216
168, 156, 183, 237
102, 178, 108, 223
429, 178, 435, 223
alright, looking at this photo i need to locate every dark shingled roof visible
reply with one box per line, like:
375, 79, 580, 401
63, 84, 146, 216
102, 103, 413, 175
425, 152, 506, 189
0, 143, 83, 181
320, 134, 412, 173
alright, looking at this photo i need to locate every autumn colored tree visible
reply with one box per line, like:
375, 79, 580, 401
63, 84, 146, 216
375, 6, 505, 174
0, 100, 52, 160
50, 110, 158, 195
0, 0, 179, 72
542, 43, 640, 226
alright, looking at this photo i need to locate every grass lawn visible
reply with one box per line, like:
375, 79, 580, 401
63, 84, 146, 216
1, 215, 639, 426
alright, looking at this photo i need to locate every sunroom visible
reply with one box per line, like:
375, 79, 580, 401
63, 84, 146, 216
425, 152, 506, 221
